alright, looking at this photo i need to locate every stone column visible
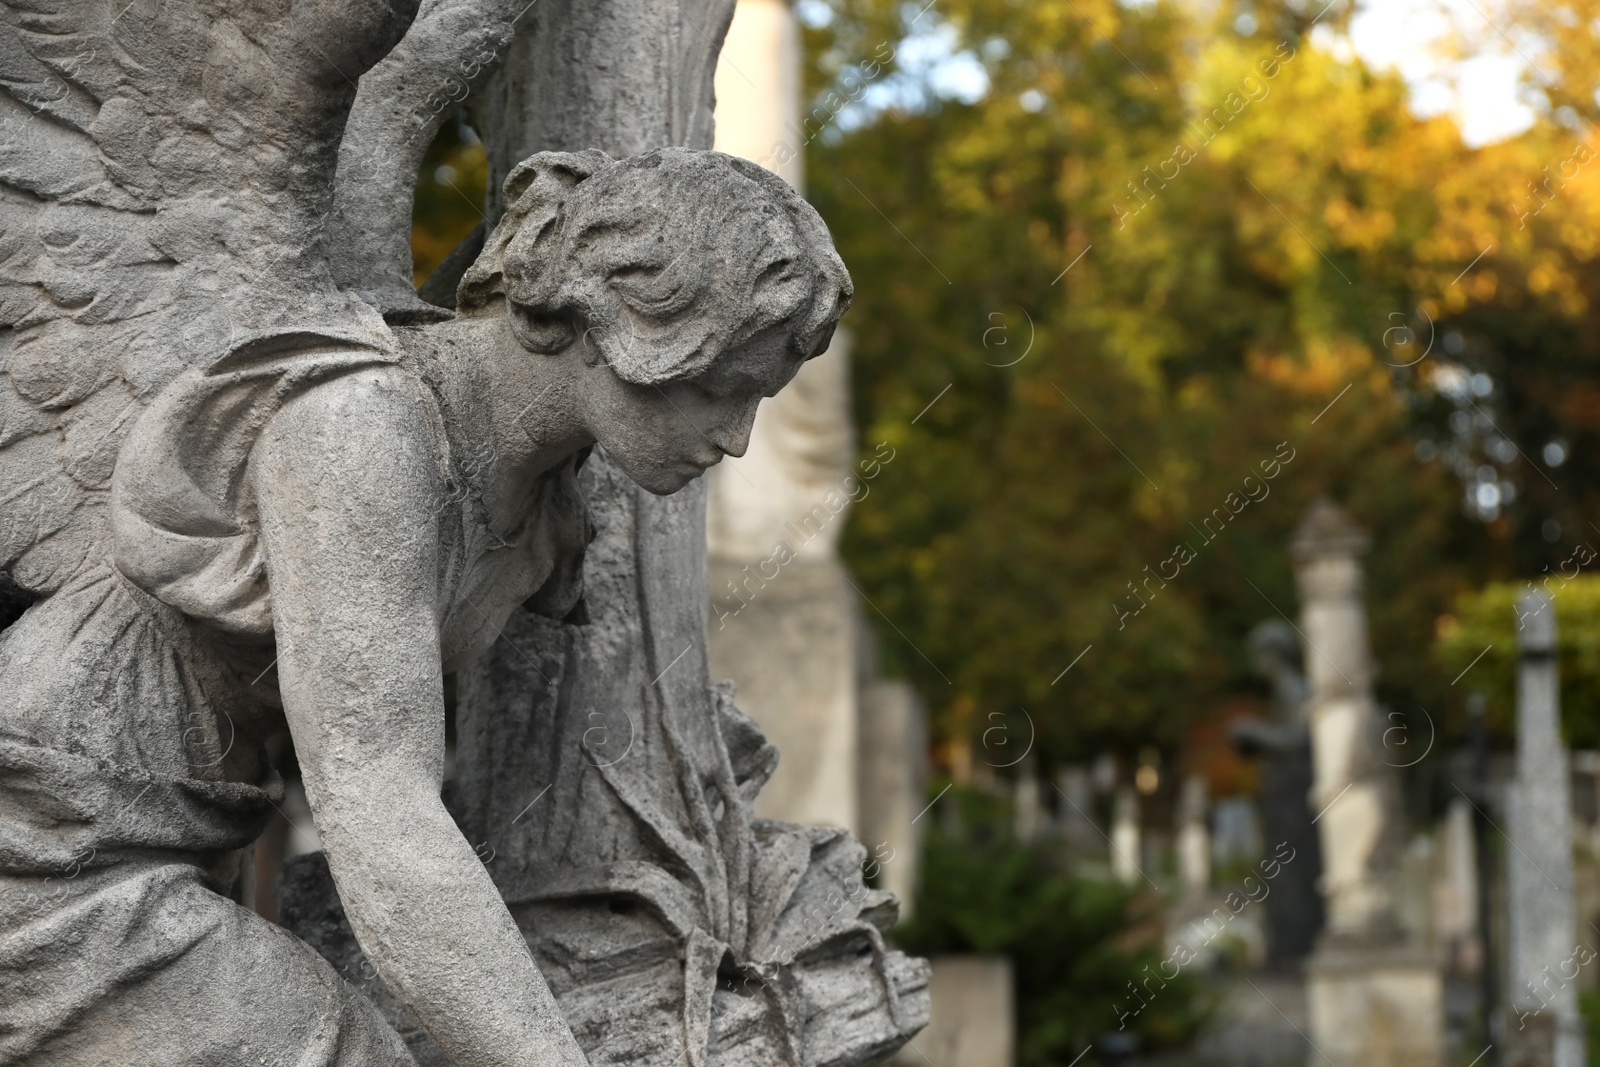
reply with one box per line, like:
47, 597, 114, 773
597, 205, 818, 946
1435, 796, 1478, 972
711, 0, 803, 189
857, 678, 927, 916
1178, 775, 1210, 896
1291, 500, 1443, 1067
1506, 589, 1585, 1067
705, 0, 882, 838
1112, 785, 1141, 886
1056, 765, 1102, 855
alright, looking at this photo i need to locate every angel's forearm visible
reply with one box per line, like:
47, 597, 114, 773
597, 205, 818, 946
314, 789, 584, 1067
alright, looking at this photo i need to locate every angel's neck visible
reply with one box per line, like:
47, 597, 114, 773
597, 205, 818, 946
403, 314, 593, 519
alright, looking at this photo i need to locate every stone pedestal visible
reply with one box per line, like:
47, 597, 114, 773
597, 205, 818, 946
1305, 945, 1446, 1067
1291, 501, 1443, 1067
890, 957, 1015, 1067
1505, 589, 1585, 1067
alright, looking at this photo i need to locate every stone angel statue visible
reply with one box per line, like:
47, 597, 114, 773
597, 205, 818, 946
0, 3, 855, 1066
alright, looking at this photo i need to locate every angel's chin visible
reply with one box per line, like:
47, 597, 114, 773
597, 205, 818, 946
622, 458, 707, 496
641, 471, 698, 496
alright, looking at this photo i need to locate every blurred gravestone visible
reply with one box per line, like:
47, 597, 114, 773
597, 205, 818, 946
1505, 589, 1585, 1067
1291, 500, 1443, 1067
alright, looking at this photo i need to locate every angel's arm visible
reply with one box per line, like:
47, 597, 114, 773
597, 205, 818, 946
254, 366, 585, 1067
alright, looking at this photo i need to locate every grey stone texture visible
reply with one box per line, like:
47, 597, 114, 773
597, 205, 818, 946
0, 2, 925, 1065
1505, 589, 1585, 1067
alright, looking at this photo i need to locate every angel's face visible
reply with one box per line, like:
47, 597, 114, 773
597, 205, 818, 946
579, 324, 804, 495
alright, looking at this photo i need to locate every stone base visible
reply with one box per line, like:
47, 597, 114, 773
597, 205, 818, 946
280, 850, 931, 1067
1305, 942, 1444, 1067
1502, 1009, 1587, 1067
890, 956, 1014, 1067
1504, 1011, 1556, 1067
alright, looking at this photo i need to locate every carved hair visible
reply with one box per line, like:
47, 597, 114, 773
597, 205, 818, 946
457, 148, 853, 385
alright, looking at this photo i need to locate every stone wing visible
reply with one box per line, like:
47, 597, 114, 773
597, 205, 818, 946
0, 0, 413, 596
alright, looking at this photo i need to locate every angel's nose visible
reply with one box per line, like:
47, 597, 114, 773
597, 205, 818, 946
709, 399, 760, 459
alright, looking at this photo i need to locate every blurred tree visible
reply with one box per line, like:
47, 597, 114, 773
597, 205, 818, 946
402, 0, 1600, 776
412, 114, 488, 286
805, 0, 1488, 771
1436, 571, 1600, 749
1412, 0, 1600, 582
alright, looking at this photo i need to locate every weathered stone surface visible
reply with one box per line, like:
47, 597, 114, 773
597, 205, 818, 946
0, 1, 921, 1064
455, 2, 928, 1066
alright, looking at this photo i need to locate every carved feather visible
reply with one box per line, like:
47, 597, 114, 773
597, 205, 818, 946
0, 0, 420, 595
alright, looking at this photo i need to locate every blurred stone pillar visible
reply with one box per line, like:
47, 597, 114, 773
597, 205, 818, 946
1013, 760, 1045, 842
1056, 765, 1101, 855
1178, 775, 1210, 896
1506, 589, 1585, 1067
711, 0, 802, 188
1291, 500, 1443, 1067
858, 678, 926, 916
1435, 796, 1478, 973
706, 0, 860, 833
1112, 785, 1141, 886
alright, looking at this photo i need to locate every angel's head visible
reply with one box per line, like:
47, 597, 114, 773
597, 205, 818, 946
458, 148, 852, 494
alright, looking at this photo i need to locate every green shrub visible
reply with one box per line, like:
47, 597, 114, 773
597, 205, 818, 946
895, 786, 1211, 1065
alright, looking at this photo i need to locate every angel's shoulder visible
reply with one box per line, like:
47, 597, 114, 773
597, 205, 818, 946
266, 362, 439, 445
254, 361, 453, 507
